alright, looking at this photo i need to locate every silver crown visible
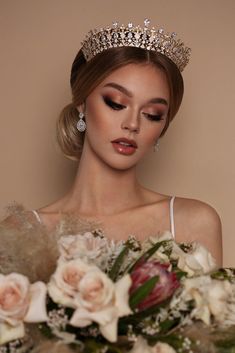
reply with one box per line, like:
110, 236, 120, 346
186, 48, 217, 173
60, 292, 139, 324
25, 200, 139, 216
81, 19, 191, 72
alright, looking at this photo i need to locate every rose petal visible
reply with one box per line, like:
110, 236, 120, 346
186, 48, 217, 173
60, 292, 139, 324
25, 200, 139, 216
70, 307, 93, 327
99, 316, 118, 342
48, 279, 76, 308
70, 306, 116, 327
71, 306, 119, 342
0, 322, 25, 345
115, 274, 132, 316
24, 282, 48, 323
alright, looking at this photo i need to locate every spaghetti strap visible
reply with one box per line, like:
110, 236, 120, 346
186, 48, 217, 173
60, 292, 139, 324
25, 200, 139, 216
32, 210, 42, 224
169, 196, 176, 239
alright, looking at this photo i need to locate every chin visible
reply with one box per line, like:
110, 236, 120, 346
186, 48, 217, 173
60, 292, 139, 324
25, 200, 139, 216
103, 155, 140, 172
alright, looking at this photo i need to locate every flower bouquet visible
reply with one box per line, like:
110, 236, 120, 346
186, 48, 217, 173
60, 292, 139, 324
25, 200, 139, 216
1, 230, 235, 353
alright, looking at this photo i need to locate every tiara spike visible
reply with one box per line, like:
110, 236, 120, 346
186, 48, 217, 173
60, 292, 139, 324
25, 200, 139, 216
144, 18, 150, 27
81, 20, 191, 72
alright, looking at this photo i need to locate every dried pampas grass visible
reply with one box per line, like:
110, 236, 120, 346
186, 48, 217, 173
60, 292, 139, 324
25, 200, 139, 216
0, 203, 102, 282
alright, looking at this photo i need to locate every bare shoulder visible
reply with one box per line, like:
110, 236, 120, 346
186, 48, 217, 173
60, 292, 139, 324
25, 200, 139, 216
175, 197, 221, 230
174, 197, 223, 265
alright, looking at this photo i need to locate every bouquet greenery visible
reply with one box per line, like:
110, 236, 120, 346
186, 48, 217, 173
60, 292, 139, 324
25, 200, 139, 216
0, 230, 235, 353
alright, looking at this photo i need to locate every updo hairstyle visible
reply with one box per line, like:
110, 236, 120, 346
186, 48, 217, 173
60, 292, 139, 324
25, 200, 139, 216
57, 47, 184, 160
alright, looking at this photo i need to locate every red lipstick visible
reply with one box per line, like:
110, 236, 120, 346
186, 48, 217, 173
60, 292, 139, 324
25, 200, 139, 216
111, 138, 138, 155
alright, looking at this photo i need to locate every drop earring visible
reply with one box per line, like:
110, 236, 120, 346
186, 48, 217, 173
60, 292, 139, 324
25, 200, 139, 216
154, 140, 160, 152
77, 112, 86, 132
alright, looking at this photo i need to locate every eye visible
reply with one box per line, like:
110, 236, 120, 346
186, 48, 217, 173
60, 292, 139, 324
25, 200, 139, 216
143, 113, 165, 122
103, 96, 126, 110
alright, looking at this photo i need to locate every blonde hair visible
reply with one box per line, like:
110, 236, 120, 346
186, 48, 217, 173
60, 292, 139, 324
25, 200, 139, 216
57, 47, 184, 160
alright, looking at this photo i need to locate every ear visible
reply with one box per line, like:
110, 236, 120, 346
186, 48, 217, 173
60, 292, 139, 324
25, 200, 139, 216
77, 103, 85, 114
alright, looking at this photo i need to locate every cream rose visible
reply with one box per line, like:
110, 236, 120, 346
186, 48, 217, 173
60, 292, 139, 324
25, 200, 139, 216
130, 336, 176, 353
58, 233, 111, 264
171, 242, 217, 276
69, 268, 132, 342
0, 273, 48, 345
48, 259, 96, 308
76, 269, 115, 312
0, 273, 30, 326
182, 276, 235, 325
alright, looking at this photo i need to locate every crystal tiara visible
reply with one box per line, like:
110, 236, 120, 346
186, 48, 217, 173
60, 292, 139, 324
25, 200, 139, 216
81, 19, 191, 72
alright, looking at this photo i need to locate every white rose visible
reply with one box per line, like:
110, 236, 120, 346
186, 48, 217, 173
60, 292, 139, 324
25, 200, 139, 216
0, 273, 48, 345
182, 276, 233, 325
171, 242, 217, 276
48, 259, 96, 308
70, 270, 132, 342
59, 233, 109, 260
76, 269, 115, 312
207, 280, 233, 321
130, 337, 176, 353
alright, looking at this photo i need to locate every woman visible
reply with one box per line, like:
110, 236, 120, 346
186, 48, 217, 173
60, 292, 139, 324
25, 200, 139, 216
6, 20, 223, 265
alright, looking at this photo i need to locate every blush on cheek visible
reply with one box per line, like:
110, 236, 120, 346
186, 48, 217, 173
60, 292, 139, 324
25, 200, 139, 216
85, 97, 117, 133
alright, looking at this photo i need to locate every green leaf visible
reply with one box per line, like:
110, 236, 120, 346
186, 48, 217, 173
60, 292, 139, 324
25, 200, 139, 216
147, 333, 186, 350
128, 240, 170, 273
108, 246, 129, 281
129, 276, 159, 309
175, 270, 187, 280
120, 297, 171, 328
159, 318, 180, 333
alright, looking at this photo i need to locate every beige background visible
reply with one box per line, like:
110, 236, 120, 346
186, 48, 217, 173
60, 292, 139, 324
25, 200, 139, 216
0, 0, 234, 266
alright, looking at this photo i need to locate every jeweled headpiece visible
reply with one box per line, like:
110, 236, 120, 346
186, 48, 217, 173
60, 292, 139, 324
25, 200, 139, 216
81, 19, 191, 72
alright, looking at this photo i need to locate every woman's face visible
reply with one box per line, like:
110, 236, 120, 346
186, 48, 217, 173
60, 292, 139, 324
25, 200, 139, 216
82, 63, 170, 170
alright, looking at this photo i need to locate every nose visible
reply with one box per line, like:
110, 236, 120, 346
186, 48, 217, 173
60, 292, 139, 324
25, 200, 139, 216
121, 112, 140, 133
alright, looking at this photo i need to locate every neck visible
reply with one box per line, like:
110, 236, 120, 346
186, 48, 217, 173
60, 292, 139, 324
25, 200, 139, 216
64, 142, 143, 216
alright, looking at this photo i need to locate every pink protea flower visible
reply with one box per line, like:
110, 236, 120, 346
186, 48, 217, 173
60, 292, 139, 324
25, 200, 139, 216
130, 261, 180, 311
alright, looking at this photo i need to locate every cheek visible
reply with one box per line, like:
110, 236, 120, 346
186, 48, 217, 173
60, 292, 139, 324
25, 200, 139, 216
142, 125, 165, 146
85, 98, 108, 132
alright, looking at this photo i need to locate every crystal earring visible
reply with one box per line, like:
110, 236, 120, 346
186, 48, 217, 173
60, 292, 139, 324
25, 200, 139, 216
154, 140, 160, 152
77, 112, 86, 132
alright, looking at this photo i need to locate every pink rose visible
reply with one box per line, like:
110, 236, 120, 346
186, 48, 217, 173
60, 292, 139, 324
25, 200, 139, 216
0, 273, 48, 345
130, 261, 179, 310
70, 269, 132, 342
48, 259, 95, 308
48, 258, 132, 342
0, 273, 29, 325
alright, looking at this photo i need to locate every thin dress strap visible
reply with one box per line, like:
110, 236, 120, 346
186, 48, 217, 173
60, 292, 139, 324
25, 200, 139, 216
32, 210, 42, 224
169, 196, 176, 239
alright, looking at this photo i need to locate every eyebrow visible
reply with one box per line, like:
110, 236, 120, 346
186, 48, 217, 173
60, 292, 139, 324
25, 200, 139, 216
103, 82, 168, 106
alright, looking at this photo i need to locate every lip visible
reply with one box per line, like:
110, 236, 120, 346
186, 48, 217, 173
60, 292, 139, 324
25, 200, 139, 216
111, 138, 138, 148
111, 137, 138, 156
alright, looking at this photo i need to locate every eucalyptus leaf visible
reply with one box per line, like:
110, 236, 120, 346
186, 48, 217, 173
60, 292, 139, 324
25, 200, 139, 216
128, 240, 170, 273
108, 245, 129, 281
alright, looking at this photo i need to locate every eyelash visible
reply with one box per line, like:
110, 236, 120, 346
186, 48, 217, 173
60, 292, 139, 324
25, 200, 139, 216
103, 97, 125, 110
103, 97, 164, 122
143, 113, 164, 122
